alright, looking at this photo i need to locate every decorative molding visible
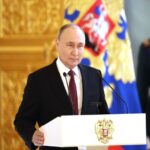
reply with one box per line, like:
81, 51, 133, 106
1, 0, 64, 37
0, 0, 64, 149
0, 71, 29, 150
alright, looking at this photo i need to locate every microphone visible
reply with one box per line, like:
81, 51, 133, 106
63, 72, 69, 89
102, 77, 128, 113
63, 72, 102, 114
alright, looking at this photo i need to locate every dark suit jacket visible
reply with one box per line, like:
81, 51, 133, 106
137, 44, 150, 113
137, 44, 150, 137
14, 59, 109, 150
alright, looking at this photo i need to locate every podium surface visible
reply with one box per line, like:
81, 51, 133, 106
40, 113, 146, 147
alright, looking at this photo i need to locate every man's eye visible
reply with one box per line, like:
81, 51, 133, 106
78, 45, 84, 49
78, 45, 83, 48
67, 44, 74, 47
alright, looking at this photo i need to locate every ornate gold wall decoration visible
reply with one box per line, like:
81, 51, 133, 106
1, 0, 64, 37
0, 0, 2, 37
0, 70, 29, 150
0, 0, 64, 149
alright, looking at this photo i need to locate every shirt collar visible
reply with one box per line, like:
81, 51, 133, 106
56, 57, 80, 78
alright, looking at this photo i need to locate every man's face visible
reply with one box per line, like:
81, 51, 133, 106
56, 27, 85, 69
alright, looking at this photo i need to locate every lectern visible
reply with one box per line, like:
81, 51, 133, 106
39, 114, 146, 150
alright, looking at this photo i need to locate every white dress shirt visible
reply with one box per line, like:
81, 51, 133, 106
56, 58, 87, 150
56, 58, 83, 114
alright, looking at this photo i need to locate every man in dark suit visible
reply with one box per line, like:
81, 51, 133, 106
14, 24, 109, 150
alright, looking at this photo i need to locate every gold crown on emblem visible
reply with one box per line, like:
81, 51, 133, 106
95, 118, 114, 144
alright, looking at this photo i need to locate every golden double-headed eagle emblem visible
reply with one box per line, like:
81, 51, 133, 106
95, 118, 114, 144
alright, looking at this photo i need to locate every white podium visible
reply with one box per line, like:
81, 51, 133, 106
39, 114, 146, 149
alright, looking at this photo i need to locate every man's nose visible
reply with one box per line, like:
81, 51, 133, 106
73, 47, 79, 55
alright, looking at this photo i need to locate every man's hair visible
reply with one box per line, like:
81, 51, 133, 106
57, 23, 85, 40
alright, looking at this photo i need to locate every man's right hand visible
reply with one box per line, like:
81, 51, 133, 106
32, 130, 44, 147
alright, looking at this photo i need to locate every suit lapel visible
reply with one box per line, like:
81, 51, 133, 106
47, 60, 73, 111
46, 61, 88, 114
78, 65, 88, 114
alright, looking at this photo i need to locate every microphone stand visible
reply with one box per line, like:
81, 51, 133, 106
102, 77, 128, 113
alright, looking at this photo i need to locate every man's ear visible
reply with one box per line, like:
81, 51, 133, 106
55, 39, 59, 49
